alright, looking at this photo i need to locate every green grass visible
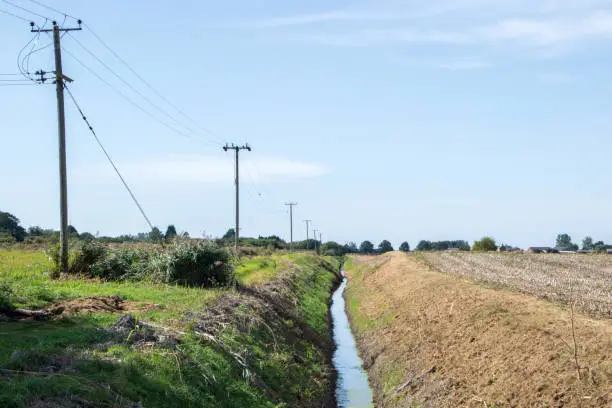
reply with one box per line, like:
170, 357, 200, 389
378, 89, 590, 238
0, 249, 339, 408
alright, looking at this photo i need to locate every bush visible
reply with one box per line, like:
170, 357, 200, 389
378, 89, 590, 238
48, 241, 108, 277
152, 241, 234, 287
90, 248, 150, 281
472, 237, 498, 252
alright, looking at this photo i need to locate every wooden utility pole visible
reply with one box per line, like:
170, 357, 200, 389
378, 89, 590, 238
32, 20, 82, 274
223, 143, 251, 251
285, 203, 297, 251
303, 219, 311, 249
312, 229, 318, 252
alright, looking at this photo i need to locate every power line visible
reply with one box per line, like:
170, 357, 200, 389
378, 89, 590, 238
62, 46, 217, 147
0, 7, 31, 23
83, 23, 224, 144
66, 32, 216, 145
23, 0, 78, 21
1, 0, 50, 21
64, 83, 154, 231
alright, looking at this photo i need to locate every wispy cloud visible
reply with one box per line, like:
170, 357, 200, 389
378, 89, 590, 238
250, 10, 403, 28
80, 156, 329, 185
244, 2, 612, 50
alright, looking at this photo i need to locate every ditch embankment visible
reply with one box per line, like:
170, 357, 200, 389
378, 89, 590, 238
0, 250, 342, 408
344, 252, 612, 408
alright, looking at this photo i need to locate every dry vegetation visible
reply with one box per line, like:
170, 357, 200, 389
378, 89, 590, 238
420, 252, 612, 319
344, 253, 612, 408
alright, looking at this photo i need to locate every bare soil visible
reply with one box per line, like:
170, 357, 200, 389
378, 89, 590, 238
0, 296, 161, 321
345, 253, 612, 408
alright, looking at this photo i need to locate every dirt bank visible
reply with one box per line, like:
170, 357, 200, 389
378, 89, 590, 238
344, 252, 612, 408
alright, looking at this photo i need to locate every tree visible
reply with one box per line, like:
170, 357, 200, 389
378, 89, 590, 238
415, 240, 432, 251
222, 228, 236, 240
165, 225, 178, 240
0, 211, 26, 242
556, 233, 578, 250
399, 242, 410, 252
378, 240, 394, 253
149, 227, 163, 243
343, 242, 358, 254
322, 241, 344, 256
28, 226, 43, 236
556, 233, 572, 248
472, 237, 498, 252
359, 240, 374, 254
79, 232, 95, 241
582, 236, 594, 251
67, 225, 79, 238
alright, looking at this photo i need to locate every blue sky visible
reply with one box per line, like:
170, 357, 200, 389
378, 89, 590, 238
2, 0, 612, 249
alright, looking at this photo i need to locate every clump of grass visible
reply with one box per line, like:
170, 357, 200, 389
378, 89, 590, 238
47, 241, 235, 288
150, 241, 234, 287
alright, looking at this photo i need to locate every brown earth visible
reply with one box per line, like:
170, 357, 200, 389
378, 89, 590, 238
0, 296, 161, 321
345, 252, 612, 408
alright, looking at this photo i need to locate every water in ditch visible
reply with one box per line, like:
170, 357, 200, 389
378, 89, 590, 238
331, 272, 374, 408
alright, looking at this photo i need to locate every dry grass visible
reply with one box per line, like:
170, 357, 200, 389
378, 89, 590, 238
420, 252, 612, 319
344, 253, 612, 408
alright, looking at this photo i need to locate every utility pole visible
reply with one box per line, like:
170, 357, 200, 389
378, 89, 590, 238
285, 202, 297, 251
303, 220, 312, 249
32, 20, 82, 274
223, 143, 252, 251
312, 229, 318, 252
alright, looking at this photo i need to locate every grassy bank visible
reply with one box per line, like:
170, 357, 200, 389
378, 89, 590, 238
344, 253, 612, 408
0, 249, 341, 408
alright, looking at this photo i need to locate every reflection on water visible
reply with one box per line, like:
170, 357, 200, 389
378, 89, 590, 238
331, 273, 373, 408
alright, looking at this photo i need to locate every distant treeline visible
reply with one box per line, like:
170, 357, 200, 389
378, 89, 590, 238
4, 210, 611, 255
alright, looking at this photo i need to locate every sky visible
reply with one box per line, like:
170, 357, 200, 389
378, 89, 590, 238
2, 0, 612, 249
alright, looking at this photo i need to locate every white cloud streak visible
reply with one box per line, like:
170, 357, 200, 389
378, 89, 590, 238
245, 2, 612, 48
81, 156, 329, 185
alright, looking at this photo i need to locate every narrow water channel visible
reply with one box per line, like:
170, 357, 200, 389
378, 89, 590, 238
331, 271, 374, 408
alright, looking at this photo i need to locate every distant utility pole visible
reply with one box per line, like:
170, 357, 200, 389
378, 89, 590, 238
32, 20, 82, 274
303, 220, 312, 249
313, 229, 318, 252
223, 143, 252, 251
285, 202, 297, 251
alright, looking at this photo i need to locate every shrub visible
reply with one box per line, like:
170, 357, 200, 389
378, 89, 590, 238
472, 237, 498, 252
90, 248, 150, 281
152, 241, 234, 287
48, 241, 108, 277
0, 284, 15, 309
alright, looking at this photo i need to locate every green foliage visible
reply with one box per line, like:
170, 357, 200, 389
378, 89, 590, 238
378, 240, 394, 253
415, 240, 470, 251
222, 228, 236, 240
46, 241, 234, 288
321, 241, 345, 256
165, 225, 177, 240
67, 225, 79, 238
359, 240, 374, 254
399, 242, 410, 252
472, 237, 498, 252
47, 241, 108, 277
0, 233, 16, 244
152, 241, 234, 287
0, 250, 337, 408
343, 242, 358, 254
90, 248, 149, 280
0, 211, 26, 242
582, 236, 594, 250
149, 227, 163, 243
555, 233, 578, 250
